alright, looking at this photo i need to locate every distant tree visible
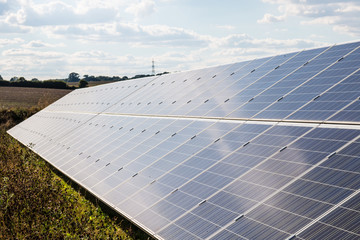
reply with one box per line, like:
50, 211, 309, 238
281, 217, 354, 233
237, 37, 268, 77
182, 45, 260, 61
97, 76, 111, 81
156, 71, 170, 76
10, 77, 18, 82
68, 72, 80, 82
17, 77, 26, 82
112, 76, 121, 81
79, 79, 88, 88
86, 75, 96, 81
0, 80, 9, 86
43, 80, 69, 89
131, 74, 152, 79
83, 74, 89, 80
80, 75, 132, 82
31, 78, 39, 82
0, 75, 3, 81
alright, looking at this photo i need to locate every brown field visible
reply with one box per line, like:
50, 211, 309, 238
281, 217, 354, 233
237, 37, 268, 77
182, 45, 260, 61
0, 87, 72, 109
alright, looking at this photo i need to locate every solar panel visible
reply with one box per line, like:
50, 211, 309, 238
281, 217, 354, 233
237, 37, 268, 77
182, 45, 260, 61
7, 41, 360, 240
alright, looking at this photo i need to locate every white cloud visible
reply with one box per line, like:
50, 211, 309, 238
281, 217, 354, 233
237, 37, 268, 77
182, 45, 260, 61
21, 40, 64, 48
0, 20, 30, 33
0, 1, 9, 15
30, 2, 116, 26
216, 25, 236, 30
0, 46, 68, 79
0, 0, 20, 16
0, 0, 353, 80
301, 16, 339, 25
2, 48, 65, 58
258, 13, 285, 23
333, 24, 360, 37
260, 0, 360, 36
0, 30, 332, 80
275, 28, 288, 32
0, 38, 24, 47
75, 0, 130, 14
335, 4, 360, 13
210, 34, 328, 64
72, 50, 110, 59
215, 33, 322, 49
4, 1, 118, 26
46, 23, 212, 48
0, 45, 161, 79
212, 48, 277, 62
125, 0, 156, 18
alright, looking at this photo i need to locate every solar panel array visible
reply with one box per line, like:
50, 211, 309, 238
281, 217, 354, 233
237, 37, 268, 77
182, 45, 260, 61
8, 41, 360, 240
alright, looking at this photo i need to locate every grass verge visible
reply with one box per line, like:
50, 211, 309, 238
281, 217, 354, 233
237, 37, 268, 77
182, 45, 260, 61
0, 108, 152, 239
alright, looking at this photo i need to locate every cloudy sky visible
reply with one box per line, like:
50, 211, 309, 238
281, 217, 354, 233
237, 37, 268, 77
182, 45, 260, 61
0, 0, 359, 80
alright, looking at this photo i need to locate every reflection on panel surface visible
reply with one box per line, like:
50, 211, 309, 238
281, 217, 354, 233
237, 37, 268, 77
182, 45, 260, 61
7, 41, 360, 240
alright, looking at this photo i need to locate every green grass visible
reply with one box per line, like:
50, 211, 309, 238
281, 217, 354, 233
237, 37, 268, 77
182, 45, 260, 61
0, 108, 152, 239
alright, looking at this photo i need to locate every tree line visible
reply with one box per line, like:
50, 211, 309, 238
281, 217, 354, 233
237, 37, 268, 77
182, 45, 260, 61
68, 72, 169, 82
0, 78, 74, 89
0, 71, 170, 90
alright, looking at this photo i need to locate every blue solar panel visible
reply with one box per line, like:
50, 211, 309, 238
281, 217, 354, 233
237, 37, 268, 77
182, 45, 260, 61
7, 41, 360, 240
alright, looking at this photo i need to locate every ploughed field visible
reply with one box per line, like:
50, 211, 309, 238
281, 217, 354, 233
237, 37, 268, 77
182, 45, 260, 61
0, 86, 72, 109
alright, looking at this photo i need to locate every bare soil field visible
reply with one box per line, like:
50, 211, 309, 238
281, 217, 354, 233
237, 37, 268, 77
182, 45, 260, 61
0, 87, 72, 109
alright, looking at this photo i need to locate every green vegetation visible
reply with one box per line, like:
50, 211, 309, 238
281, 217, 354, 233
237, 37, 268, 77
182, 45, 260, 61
83, 75, 128, 82
0, 107, 152, 239
0, 79, 74, 89
68, 72, 81, 82
70, 72, 170, 83
79, 79, 89, 88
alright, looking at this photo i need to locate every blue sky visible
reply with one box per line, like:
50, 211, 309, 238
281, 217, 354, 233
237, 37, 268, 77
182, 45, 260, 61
0, 0, 359, 80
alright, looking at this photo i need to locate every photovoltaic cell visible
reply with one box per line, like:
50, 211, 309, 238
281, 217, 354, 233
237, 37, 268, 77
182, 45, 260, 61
7, 41, 360, 240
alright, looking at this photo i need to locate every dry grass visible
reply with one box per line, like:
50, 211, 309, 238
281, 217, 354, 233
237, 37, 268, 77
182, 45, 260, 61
0, 87, 72, 109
